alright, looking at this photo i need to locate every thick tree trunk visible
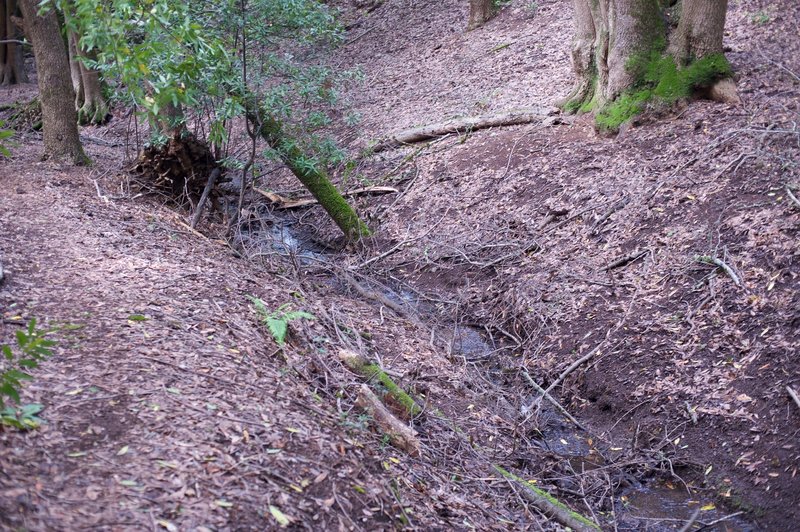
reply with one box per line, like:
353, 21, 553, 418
1, 0, 28, 85
564, 0, 737, 124
19, 0, 86, 163
668, 0, 739, 103
467, 0, 493, 31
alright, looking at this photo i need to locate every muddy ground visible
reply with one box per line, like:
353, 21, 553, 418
2, 0, 799, 530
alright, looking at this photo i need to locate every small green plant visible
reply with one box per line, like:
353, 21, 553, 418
526, 1, 539, 17
751, 11, 770, 25
1, 318, 56, 429
249, 297, 315, 346
0, 120, 14, 157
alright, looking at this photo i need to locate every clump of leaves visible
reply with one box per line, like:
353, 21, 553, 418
1, 319, 56, 429
249, 296, 315, 346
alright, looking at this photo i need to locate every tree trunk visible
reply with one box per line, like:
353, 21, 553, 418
1, 0, 28, 85
563, 0, 737, 123
67, 30, 108, 125
249, 108, 370, 241
668, 0, 739, 103
467, 0, 493, 31
19, 0, 86, 163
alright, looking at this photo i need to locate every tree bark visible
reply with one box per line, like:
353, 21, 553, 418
19, 0, 86, 163
67, 30, 108, 125
249, 108, 370, 240
564, 0, 737, 119
1, 0, 28, 85
467, 0, 493, 31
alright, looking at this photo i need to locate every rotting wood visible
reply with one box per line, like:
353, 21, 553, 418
493, 466, 600, 531
191, 168, 221, 229
696, 255, 741, 287
355, 384, 421, 457
254, 185, 397, 209
339, 349, 422, 417
788, 386, 800, 412
371, 107, 559, 152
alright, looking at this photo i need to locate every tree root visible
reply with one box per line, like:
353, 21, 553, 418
371, 106, 559, 152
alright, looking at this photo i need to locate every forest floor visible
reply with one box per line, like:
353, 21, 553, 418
2, 0, 799, 530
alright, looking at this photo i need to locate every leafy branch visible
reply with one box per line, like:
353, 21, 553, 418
1, 318, 57, 429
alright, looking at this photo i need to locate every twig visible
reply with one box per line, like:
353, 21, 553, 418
544, 343, 604, 396
190, 168, 221, 229
694, 511, 745, 531
786, 186, 800, 210
787, 386, 800, 412
695, 255, 741, 287
591, 196, 630, 235
678, 508, 701, 532
357, 206, 451, 268
522, 371, 589, 432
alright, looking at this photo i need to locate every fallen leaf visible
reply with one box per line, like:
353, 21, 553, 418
117, 445, 129, 456
269, 505, 290, 527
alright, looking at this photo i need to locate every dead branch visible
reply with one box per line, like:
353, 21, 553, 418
604, 249, 649, 271
255, 185, 397, 209
521, 371, 589, 432
339, 271, 408, 318
678, 508, 702, 532
591, 195, 630, 235
544, 343, 604, 396
696, 255, 741, 287
786, 186, 800, 211
787, 386, 800, 412
355, 384, 421, 457
371, 107, 558, 152
191, 168, 221, 229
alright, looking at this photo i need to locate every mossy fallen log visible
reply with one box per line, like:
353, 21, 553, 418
493, 466, 600, 531
355, 384, 421, 457
339, 349, 422, 418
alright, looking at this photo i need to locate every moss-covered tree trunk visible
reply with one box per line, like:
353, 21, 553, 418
19, 0, 86, 163
467, 0, 494, 31
563, 0, 737, 128
250, 110, 370, 241
1, 0, 28, 85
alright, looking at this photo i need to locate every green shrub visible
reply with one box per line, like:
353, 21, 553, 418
1, 319, 56, 429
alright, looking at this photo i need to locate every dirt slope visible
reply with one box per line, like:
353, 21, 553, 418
2, 0, 799, 530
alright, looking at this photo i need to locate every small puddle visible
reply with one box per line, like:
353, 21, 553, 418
242, 212, 326, 264
618, 482, 753, 531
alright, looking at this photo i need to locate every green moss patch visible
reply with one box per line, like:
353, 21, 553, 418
596, 53, 732, 133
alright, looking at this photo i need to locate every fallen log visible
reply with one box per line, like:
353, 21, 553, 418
493, 466, 600, 531
356, 384, 421, 457
339, 349, 422, 417
371, 106, 560, 152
